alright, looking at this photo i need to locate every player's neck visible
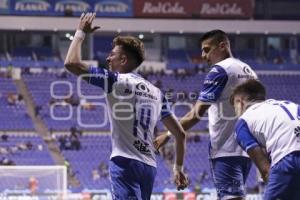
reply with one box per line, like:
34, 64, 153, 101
225, 50, 233, 59
119, 68, 133, 74
118, 62, 137, 73
244, 100, 264, 111
219, 51, 233, 63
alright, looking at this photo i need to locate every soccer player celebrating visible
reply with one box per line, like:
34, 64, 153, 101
64, 13, 188, 199
154, 30, 257, 200
232, 79, 300, 200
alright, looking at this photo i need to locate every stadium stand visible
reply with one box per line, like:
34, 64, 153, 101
0, 77, 34, 131
3, 70, 296, 192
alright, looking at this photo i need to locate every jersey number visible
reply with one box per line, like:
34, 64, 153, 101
273, 101, 300, 120
133, 108, 151, 140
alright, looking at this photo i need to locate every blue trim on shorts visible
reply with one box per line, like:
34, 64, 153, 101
109, 156, 156, 200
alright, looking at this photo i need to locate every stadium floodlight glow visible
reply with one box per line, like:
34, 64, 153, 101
138, 34, 144, 39
65, 33, 71, 38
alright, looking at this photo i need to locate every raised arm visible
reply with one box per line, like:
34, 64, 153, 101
64, 13, 100, 76
161, 114, 189, 190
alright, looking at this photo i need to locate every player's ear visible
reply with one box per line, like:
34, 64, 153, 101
219, 41, 226, 50
120, 54, 127, 65
240, 97, 250, 114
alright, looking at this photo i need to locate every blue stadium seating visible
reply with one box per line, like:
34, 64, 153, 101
1, 71, 300, 193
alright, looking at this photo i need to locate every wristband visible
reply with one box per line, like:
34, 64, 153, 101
173, 164, 183, 173
74, 30, 86, 40
166, 131, 172, 137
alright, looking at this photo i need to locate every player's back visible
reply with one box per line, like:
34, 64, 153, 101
106, 73, 166, 168
207, 57, 257, 158
240, 99, 300, 166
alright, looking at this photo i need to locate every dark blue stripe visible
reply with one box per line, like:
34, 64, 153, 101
198, 65, 228, 102
235, 119, 259, 152
280, 105, 295, 120
88, 66, 118, 93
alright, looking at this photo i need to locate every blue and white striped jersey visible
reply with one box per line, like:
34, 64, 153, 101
88, 67, 172, 167
235, 99, 300, 166
198, 57, 257, 158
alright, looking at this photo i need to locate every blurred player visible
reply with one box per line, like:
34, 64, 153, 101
28, 176, 38, 195
232, 79, 300, 200
64, 13, 188, 199
154, 30, 257, 200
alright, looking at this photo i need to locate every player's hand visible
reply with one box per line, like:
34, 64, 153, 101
78, 12, 100, 33
174, 170, 189, 191
153, 133, 171, 150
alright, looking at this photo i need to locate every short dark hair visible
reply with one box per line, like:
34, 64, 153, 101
230, 79, 266, 105
200, 29, 229, 46
112, 36, 145, 67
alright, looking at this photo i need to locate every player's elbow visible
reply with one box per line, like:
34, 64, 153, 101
64, 61, 74, 70
64, 61, 79, 73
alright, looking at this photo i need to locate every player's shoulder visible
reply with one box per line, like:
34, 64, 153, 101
118, 72, 145, 83
121, 72, 161, 91
207, 64, 226, 75
241, 100, 270, 121
219, 57, 251, 68
210, 57, 241, 73
215, 57, 238, 67
218, 58, 256, 78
